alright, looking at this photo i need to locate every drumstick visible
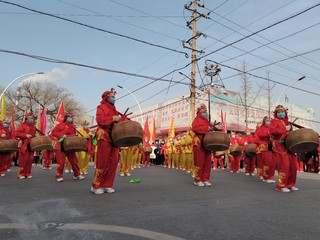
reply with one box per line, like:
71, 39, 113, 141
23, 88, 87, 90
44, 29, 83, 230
123, 108, 129, 116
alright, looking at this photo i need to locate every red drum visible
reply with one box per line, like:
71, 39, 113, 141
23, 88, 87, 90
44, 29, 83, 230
230, 144, 243, 156
285, 128, 319, 154
245, 144, 257, 157
30, 136, 54, 151
111, 120, 143, 147
0, 139, 19, 153
63, 136, 88, 152
214, 151, 225, 157
144, 146, 152, 154
203, 131, 230, 152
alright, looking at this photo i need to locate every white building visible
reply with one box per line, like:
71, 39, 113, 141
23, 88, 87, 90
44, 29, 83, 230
130, 87, 316, 137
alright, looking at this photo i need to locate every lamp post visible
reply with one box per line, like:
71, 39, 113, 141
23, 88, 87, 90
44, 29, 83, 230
275, 76, 305, 106
0, 72, 44, 101
117, 85, 143, 124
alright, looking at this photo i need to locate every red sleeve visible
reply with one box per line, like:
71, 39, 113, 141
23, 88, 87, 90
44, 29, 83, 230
14, 124, 29, 139
269, 119, 286, 140
51, 123, 66, 139
96, 104, 115, 127
191, 114, 211, 134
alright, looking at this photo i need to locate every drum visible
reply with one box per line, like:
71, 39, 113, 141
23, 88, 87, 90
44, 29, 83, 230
144, 146, 152, 154
203, 131, 230, 152
245, 144, 257, 157
285, 128, 319, 154
63, 136, 88, 152
230, 144, 243, 156
0, 139, 19, 153
29, 136, 54, 151
214, 151, 225, 157
111, 120, 143, 147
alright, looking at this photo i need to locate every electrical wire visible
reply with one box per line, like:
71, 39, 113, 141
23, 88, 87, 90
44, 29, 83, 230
0, 0, 189, 57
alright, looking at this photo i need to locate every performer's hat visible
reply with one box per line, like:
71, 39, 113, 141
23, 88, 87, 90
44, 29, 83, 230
102, 88, 117, 99
196, 103, 207, 113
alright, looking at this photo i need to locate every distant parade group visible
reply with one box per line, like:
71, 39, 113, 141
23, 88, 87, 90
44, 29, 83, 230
1, 87, 319, 195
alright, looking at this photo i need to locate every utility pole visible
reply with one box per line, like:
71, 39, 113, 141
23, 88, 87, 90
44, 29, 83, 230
183, 0, 209, 123
190, 0, 197, 123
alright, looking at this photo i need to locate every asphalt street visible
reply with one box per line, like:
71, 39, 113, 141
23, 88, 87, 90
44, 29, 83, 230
0, 163, 319, 240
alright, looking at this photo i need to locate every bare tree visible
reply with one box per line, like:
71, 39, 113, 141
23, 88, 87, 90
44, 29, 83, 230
238, 61, 262, 129
260, 72, 275, 118
3, 81, 85, 130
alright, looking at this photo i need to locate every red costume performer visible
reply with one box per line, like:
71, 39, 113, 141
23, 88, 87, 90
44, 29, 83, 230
91, 88, 126, 194
269, 105, 298, 193
0, 120, 13, 177
212, 153, 225, 170
51, 112, 84, 182
240, 129, 256, 176
14, 113, 37, 179
42, 149, 54, 170
255, 117, 275, 183
142, 139, 151, 167
191, 104, 213, 187
229, 131, 242, 173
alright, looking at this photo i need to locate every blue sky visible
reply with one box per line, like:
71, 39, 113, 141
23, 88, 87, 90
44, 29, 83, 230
1, 0, 320, 130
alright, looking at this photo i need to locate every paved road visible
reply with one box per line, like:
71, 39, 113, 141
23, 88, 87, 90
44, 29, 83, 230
0, 164, 319, 240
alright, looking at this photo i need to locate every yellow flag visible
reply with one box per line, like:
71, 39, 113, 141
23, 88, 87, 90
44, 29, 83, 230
1, 95, 6, 121
168, 115, 175, 139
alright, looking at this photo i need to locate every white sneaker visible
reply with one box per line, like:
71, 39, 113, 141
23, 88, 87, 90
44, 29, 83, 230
73, 175, 85, 180
203, 181, 212, 187
56, 178, 64, 182
276, 188, 290, 193
18, 176, 25, 180
120, 173, 125, 177
103, 187, 115, 193
266, 179, 274, 184
194, 181, 205, 187
290, 186, 299, 191
43, 167, 47, 170
251, 173, 255, 176
7, 169, 11, 172
91, 187, 104, 195
0, 173, 5, 177
26, 176, 33, 179
65, 169, 70, 173
83, 172, 88, 175
245, 173, 250, 176
126, 173, 131, 177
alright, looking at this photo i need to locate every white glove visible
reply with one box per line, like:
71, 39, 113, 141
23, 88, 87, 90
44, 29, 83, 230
114, 116, 121, 122
285, 125, 291, 131
26, 134, 32, 138
1, 133, 6, 138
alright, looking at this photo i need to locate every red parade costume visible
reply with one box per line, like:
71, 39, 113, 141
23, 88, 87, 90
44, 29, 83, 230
255, 120, 274, 182
91, 88, 127, 194
51, 114, 82, 181
191, 104, 212, 186
14, 116, 37, 179
240, 132, 256, 175
0, 121, 13, 176
269, 105, 298, 192
229, 134, 241, 173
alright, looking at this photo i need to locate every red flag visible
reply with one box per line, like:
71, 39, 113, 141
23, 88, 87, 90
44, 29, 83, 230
36, 105, 42, 134
150, 116, 156, 142
22, 105, 28, 122
11, 104, 15, 131
55, 101, 65, 124
41, 107, 47, 134
143, 116, 150, 141
221, 109, 227, 133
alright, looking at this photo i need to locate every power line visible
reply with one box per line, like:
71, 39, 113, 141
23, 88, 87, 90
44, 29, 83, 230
199, 2, 320, 61
0, 0, 188, 57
